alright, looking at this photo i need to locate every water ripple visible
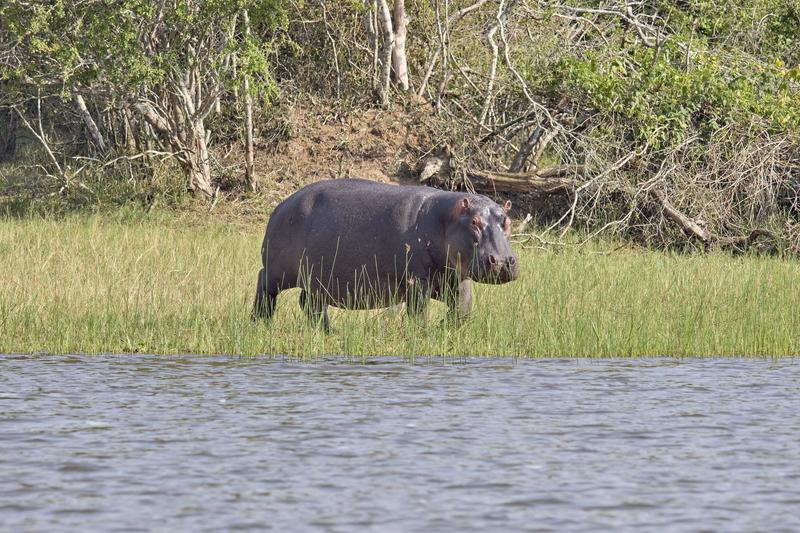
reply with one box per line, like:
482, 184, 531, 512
1, 356, 799, 531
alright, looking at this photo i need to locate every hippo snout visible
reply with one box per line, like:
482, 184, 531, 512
484, 254, 519, 284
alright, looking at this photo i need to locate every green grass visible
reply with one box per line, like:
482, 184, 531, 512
1, 214, 799, 357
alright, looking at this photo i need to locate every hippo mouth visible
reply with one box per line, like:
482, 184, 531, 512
472, 256, 519, 284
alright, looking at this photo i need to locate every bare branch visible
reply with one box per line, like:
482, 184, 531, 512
72, 89, 107, 152
134, 101, 171, 136
418, 0, 491, 97
478, 0, 508, 127
13, 102, 63, 177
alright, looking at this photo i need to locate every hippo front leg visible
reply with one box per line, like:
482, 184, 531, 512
438, 277, 472, 322
453, 279, 473, 318
252, 267, 279, 321
300, 290, 331, 333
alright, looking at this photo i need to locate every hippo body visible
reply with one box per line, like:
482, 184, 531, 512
252, 179, 518, 330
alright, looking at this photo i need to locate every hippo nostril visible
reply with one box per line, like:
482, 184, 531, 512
488, 254, 497, 265
508, 256, 517, 267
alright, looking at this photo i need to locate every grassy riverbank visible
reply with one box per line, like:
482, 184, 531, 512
1, 213, 799, 357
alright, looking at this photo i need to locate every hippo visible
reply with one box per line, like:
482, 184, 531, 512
252, 179, 519, 330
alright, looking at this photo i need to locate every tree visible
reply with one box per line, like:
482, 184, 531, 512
366, 0, 410, 104
0, 0, 288, 196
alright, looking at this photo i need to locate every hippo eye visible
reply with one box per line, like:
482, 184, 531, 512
470, 217, 483, 239
502, 217, 511, 234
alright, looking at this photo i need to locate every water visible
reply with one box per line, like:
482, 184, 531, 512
1, 356, 799, 532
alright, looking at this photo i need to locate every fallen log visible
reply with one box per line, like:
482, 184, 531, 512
465, 164, 783, 253
650, 189, 712, 242
718, 229, 778, 249
650, 189, 778, 251
468, 165, 586, 194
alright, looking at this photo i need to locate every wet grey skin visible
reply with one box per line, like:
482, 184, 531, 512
252, 179, 519, 331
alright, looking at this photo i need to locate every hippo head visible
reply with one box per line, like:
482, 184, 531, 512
445, 195, 519, 284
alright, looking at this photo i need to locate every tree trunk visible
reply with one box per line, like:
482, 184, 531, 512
188, 119, 215, 197
72, 89, 107, 152
242, 9, 256, 190
243, 83, 255, 190
391, 0, 410, 91
122, 107, 139, 155
134, 101, 216, 197
0, 109, 17, 162
364, 1, 379, 90
376, 0, 395, 104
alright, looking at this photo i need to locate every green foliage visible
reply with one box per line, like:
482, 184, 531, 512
657, 0, 800, 63
554, 10, 800, 149
0, 1, 154, 90
0, 0, 291, 94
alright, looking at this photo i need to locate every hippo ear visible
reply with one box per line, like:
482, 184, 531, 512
459, 197, 471, 215
503, 200, 512, 213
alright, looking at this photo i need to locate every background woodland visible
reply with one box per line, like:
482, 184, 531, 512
1, 0, 799, 250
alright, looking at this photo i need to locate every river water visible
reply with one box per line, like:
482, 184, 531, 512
1, 356, 799, 532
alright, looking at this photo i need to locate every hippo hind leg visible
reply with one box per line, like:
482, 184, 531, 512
251, 268, 280, 322
299, 289, 330, 332
405, 277, 431, 324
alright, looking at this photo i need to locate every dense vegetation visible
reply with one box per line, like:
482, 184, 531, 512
1, 0, 799, 249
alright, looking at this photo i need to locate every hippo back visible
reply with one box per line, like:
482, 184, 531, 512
263, 179, 445, 307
